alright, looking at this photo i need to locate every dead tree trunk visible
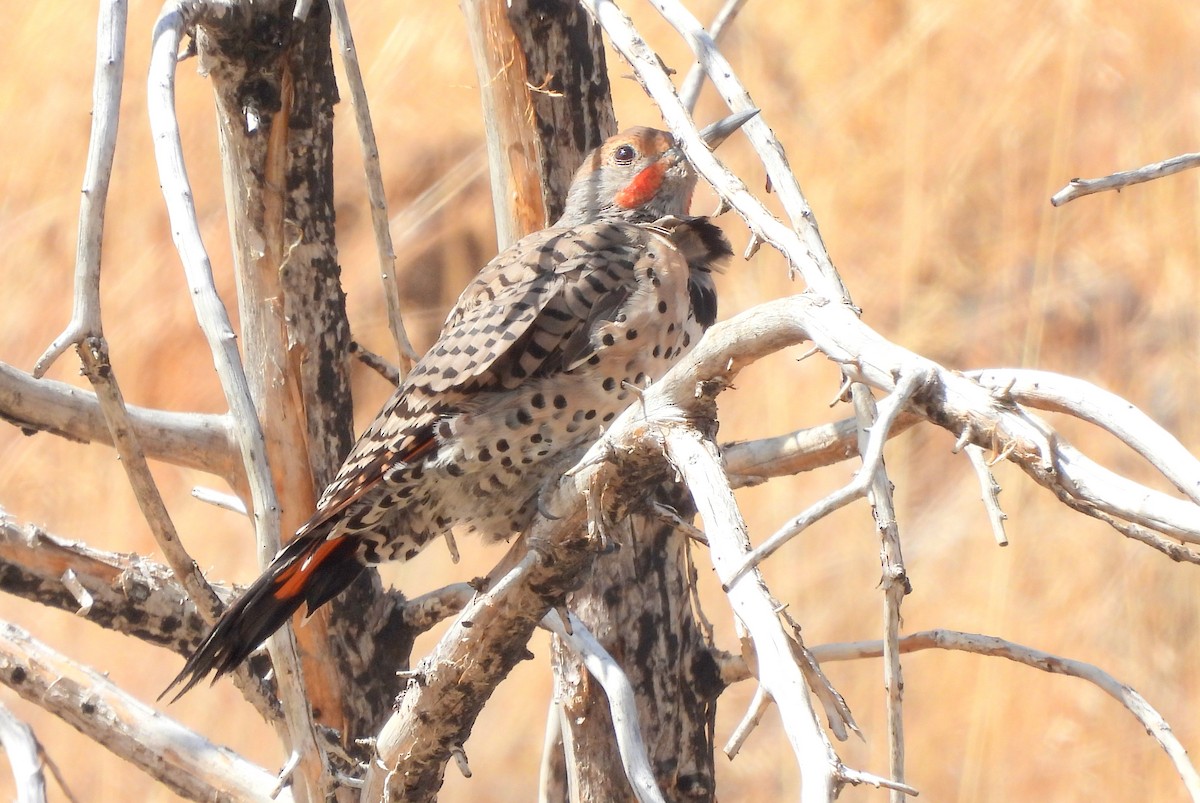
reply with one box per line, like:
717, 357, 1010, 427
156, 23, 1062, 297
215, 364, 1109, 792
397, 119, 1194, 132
193, 0, 413, 747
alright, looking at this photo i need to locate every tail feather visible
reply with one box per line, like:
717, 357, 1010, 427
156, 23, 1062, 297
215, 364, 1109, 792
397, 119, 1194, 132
161, 533, 365, 702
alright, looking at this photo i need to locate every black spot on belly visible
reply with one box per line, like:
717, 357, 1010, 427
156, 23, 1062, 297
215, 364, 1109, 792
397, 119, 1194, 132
516, 408, 534, 425
531, 393, 546, 409
657, 300, 668, 313
601, 333, 616, 347
553, 394, 568, 409
446, 462, 464, 477
496, 439, 510, 452
602, 377, 616, 391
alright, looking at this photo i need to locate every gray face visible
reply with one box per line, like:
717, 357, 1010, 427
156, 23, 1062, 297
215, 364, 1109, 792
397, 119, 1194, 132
557, 127, 698, 227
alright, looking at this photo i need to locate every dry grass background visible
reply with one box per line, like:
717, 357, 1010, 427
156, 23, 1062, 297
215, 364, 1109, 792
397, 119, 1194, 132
2, 0, 1199, 800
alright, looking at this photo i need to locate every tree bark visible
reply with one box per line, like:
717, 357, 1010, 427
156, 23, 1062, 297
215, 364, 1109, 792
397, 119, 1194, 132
194, 0, 409, 748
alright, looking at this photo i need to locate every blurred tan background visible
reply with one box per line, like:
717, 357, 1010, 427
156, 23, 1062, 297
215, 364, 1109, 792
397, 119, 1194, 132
2, 0, 1199, 800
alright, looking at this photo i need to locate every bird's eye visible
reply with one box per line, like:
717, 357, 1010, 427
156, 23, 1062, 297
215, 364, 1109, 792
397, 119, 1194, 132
613, 144, 637, 165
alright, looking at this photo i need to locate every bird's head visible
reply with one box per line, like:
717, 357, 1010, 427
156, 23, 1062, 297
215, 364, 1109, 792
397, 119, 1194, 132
557, 109, 757, 226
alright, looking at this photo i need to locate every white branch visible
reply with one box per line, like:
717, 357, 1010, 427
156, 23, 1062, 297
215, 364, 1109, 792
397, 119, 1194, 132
812, 630, 1200, 803
0, 701, 47, 803
0, 621, 290, 802
723, 684, 769, 759
33, 0, 127, 378
329, 0, 418, 369
1051, 152, 1200, 206
662, 426, 841, 802
731, 370, 926, 582
78, 338, 224, 623
965, 444, 1009, 546
0, 360, 240, 483
633, 0, 850, 300
543, 611, 665, 803
677, 0, 748, 113
973, 369, 1200, 507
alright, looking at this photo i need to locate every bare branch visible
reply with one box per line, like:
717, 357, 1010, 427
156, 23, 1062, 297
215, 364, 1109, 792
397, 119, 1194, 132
812, 630, 1200, 802
348, 341, 402, 387
615, 0, 850, 300
32, 0, 127, 378
0, 510, 281, 721
678, 0, 748, 113
732, 370, 927, 582
662, 426, 842, 801
0, 621, 292, 803
0, 361, 240, 484
722, 414, 921, 487
0, 701, 47, 803
973, 369, 1200, 506
397, 583, 476, 633
965, 444, 1009, 546
543, 611, 665, 803
1051, 152, 1200, 206
77, 337, 223, 623
844, 385, 906, 798
0, 510, 205, 652
723, 684, 768, 759
329, 0, 418, 369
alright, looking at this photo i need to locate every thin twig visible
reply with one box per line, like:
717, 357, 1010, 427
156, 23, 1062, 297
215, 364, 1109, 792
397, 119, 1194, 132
678, 0, 749, 113
349, 340, 402, 386
77, 338, 223, 622
723, 684, 769, 758
329, 0, 418, 369
965, 444, 1008, 546
849, 382, 908, 801
33, 0, 127, 378
1051, 152, 1200, 206
730, 370, 926, 583
973, 368, 1200, 507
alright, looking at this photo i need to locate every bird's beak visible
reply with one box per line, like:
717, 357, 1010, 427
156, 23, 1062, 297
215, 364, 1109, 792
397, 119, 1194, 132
698, 108, 759, 149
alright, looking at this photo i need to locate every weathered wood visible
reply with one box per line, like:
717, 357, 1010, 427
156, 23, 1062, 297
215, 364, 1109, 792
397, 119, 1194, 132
550, 485, 723, 801
193, 0, 412, 765
508, 0, 617, 222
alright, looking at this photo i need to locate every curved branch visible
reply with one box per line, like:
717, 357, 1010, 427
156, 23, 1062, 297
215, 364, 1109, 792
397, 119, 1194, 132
328, 0, 418, 369
543, 611, 665, 803
0, 361, 240, 485
148, 3, 327, 797
973, 369, 1200, 506
812, 630, 1200, 803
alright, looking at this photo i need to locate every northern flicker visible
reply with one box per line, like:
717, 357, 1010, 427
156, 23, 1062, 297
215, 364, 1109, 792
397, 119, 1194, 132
164, 110, 755, 699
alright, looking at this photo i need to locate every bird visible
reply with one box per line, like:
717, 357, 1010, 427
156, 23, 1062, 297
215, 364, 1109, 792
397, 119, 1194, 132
164, 109, 756, 700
